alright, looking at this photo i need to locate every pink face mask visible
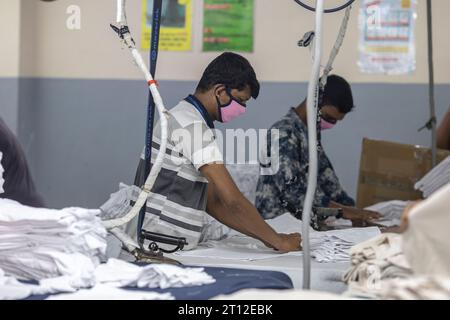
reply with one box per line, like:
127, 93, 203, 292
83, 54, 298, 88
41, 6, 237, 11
216, 91, 246, 123
320, 117, 335, 130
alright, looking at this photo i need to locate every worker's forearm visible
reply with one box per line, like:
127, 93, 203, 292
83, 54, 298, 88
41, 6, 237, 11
208, 195, 281, 248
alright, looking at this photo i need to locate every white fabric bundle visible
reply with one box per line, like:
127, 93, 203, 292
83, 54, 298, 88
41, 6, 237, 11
0, 266, 174, 300
0, 199, 107, 286
403, 182, 450, 278
343, 233, 412, 294
0, 152, 4, 194
268, 213, 380, 263
95, 258, 215, 289
415, 156, 450, 198
365, 200, 409, 227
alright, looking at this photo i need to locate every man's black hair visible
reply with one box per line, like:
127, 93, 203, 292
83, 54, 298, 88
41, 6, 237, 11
196, 52, 260, 99
321, 74, 354, 113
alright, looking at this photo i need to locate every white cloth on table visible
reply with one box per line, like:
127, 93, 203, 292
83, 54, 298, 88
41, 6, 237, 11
95, 258, 215, 289
415, 156, 450, 198
0, 267, 35, 300
45, 284, 174, 300
403, 182, 450, 278
175, 213, 380, 263
343, 233, 412, 295
0, 152, 4, 194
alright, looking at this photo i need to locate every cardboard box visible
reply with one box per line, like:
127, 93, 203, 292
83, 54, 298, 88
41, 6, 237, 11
356, 138, 450, 208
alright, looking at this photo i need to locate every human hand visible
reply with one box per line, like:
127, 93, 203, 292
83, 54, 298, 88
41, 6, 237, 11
342, 207, 381, 227
273, 233, 302, 252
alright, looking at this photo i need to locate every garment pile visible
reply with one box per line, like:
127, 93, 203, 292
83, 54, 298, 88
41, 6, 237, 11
268, 214, 380, 263
0, 199, 215, 300
365, 200, 409, 227
343, 233, 412, 295
95, 258, 215, 289
415, 156, 450, 198
0, 198, 106, 285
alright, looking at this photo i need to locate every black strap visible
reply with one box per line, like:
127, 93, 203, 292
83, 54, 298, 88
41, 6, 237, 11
137, 0, 163, 242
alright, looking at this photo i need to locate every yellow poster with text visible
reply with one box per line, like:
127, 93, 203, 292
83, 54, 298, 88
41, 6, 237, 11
141, 0, 192, 51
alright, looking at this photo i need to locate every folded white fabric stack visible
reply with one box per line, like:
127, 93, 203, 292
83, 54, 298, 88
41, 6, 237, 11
365, 200, 409, 227
269, 213, 380, 263
343, 233, 412, 294
415, 156, 450, 198
95, 258, 215, 289
0, 198, 107, 287
0, 152, 4, 194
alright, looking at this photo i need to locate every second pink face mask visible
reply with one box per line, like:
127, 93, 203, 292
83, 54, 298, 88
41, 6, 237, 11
320, 117, 335, 130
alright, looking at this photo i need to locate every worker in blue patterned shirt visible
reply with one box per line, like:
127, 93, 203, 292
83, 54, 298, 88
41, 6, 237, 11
255, 75, 380, 228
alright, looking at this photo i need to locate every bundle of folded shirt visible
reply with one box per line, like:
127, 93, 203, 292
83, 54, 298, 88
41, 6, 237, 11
415, 156, 450, 198
343, 233, 412, 295
365, 200, 409, 227
0, 198, 107, 286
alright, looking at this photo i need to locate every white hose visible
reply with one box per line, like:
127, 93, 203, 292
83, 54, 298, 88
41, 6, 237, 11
103, 0, 169, 251
320, 6, 351, 88
302, 0, 324, 290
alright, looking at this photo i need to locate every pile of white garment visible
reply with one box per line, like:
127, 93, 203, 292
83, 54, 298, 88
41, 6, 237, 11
365, 200, 409, 227
95, 258, 215, 289
175, 213, 380, 263
0, 152, 4, 194
325, 200, 409, 229
0, 198, 107, 288
343, 233, 412, 295
0, 266, 174, 300
268, 213, 380, 263
415, 156, 450, 198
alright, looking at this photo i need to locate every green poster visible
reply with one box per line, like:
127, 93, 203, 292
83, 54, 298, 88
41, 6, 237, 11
203, 0, 254, 52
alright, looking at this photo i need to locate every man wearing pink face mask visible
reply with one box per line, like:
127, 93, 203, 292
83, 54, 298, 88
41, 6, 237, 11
255, 75, 380, 229
132, 52, 301, 252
